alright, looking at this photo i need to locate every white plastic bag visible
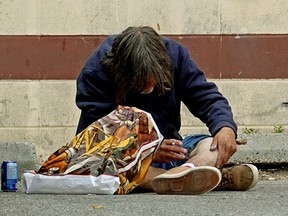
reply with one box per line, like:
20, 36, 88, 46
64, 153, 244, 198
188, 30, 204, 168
22, 172, 120, 194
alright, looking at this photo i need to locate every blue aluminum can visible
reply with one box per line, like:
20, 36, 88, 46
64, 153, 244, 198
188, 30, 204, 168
1, 161, 18, 192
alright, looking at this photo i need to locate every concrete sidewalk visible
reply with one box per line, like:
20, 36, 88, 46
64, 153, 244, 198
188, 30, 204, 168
228, 134, 288, 166
0, 133, 288, 178
1, 180, 288, 216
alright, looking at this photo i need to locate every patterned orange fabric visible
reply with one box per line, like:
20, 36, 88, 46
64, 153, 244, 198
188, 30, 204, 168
37, 106, 163, 194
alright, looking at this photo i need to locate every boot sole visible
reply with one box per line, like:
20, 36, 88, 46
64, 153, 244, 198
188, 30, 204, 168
151, 166, 221, 195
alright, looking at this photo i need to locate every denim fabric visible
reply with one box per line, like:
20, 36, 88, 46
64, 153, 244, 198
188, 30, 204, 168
150, 134, 210, 170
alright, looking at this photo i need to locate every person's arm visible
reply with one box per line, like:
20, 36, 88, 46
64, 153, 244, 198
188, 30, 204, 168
176, 45, 237, 167
177, 50, 236, 134
75, 36, 118, 134
76, 67, 117, 134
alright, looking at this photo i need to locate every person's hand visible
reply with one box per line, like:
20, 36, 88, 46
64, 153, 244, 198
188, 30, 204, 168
152, 139, 188, 163
210, 127, 237, 168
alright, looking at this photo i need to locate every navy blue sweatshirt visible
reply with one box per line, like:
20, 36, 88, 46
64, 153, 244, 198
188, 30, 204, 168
76, 36, 237, 139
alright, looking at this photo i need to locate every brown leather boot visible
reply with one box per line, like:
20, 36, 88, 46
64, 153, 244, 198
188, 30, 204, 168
216, 164, 258, 191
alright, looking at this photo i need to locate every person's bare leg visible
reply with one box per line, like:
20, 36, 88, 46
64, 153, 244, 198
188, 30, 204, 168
138, 166, 166, 191
138, 137, 218, 191
186, 137, 218, 167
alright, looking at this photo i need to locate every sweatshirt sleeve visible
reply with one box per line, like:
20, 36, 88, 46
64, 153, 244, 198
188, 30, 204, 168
75, 38, 117, 133
175, 45, 237, 136
75, 67, 117, 133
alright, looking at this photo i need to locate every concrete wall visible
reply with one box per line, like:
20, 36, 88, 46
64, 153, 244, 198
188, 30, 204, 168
0, 0, 288, 163
1, 0, 288, 35
1, 79, 287, 164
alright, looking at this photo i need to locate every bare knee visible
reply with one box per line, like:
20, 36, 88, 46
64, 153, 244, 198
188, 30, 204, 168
187, 137, 218, 167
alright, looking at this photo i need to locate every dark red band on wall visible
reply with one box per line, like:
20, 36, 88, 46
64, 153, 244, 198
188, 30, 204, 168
0, 35, 287, 80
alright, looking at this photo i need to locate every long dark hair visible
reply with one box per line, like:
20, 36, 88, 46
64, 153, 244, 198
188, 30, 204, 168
103, 26, 172, 103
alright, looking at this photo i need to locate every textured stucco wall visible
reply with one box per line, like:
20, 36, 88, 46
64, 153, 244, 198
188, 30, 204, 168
0, 0, 288, 35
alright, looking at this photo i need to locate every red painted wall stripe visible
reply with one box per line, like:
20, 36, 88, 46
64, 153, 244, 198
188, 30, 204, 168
0, 35, 287, 80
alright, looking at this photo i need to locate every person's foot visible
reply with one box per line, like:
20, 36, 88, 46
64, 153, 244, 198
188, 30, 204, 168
151, 166, 221, 195
216, 164, 258, 191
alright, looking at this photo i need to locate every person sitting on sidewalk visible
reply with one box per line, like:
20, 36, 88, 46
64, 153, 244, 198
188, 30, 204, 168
75, 26, 258, 195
